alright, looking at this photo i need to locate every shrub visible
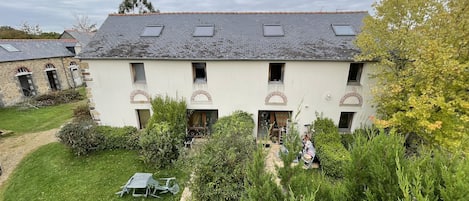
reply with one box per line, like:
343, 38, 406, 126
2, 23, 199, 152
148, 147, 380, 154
312, 117, 350, 178
34, 89, 83, 106
147, 95, 187, 136
139, 122, 181, 168
289, 170, 347, 201
56, 120, 104, 156
73, 104, 92, 122
243, 145, 284, 201
96, 126, 139, 150
191, 111, 256, 201
345, 131, 405, 201
140, 95, 187, 167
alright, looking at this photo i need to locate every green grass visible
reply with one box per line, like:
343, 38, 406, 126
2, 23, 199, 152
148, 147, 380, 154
0, 101, 83, 134
0, 143, 188, 201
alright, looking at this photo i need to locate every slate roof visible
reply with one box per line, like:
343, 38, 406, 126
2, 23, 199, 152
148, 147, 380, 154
79, 12, 367, 61
0, 39, 76, 62
59, 30, 95, 47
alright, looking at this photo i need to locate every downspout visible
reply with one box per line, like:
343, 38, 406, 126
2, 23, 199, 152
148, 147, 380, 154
60, 57, 74, 89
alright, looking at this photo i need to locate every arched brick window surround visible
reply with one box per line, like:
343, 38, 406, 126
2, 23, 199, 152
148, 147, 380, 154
130, 90, 151, 104
190, 90, 212, 103
265, 91, 288, 105
339, 92, 363, 106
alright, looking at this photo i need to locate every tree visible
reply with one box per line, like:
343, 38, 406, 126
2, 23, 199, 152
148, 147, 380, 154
118, 0, 158, 14
72, 14, 97, 32
356, 0, 469, 152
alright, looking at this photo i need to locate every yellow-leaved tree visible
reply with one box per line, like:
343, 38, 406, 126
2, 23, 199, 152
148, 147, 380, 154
356, 0, 469, 152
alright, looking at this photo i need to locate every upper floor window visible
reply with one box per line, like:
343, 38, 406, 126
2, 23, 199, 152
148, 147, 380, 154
269, 63, 284, 83
338, 112, 355, 133
131, 63, 146, 83
192, 63, 207, 83
347, 63, 363, 85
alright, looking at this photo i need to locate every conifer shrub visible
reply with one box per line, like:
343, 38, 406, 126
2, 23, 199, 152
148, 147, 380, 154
191, 111, 255, 201
345, 131, 405, 200
243, 145, 284, 201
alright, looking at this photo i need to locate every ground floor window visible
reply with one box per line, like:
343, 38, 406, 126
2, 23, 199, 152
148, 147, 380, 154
17, 74, 35, 97
338, 112, 355, 133
187, 110, 218, 137
136, 109, 151, 129
46, 70, 60, 91
258, 110, 291, 142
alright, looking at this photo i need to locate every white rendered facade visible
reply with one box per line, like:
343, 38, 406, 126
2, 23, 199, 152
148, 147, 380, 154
84, 59, 375, 136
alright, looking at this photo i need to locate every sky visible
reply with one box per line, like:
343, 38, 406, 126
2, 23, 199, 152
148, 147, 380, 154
0, 0, 376, 33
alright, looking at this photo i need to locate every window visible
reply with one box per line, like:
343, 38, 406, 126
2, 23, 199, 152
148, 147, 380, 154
0, 44, 20, 52
339, 112, 354, 132
141, 25, 164, 37
192, 63, 207, 83
269, 63, 285, 83
15, 67, 35, 97
131, 63, 146, 83
193, 25, 214, 37
332, 24, 356, 36
347, 63, 363, 85
263, 25, 284, 37
136, 109, 151, 129
45, 64, 60, 91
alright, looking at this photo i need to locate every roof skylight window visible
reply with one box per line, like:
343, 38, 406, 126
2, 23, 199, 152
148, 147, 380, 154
331, 24, 356, 36
263, 25, 284, 37
141, 25, 164, 37
193, 25, 215, 37
0, 44, 20, 52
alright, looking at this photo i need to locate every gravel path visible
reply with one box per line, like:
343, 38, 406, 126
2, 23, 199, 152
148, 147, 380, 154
0, 129, 58, 188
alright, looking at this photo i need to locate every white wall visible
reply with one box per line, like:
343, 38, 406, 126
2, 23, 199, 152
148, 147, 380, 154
85, 59, 375, 136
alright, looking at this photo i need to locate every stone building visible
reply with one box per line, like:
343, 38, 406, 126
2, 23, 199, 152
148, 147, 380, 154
0, 39, 83, 107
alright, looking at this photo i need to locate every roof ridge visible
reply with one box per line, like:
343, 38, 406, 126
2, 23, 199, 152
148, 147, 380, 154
109, 11, 368, 16
0, 39, 77, 43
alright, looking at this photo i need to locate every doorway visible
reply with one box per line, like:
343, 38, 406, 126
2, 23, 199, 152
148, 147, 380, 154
257, 110, 291, 140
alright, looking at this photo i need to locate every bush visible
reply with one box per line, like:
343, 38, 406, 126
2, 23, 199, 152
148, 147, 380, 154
191, 111, 256, 201
289, 170, 347, 201
139, 122, 180, 168
345, 131, 405, 201
56, 120, 104, 156
139, 95, 187, 167
243, 145, 284, 201
96, 126, 139, 150
312, 117, 350, 178
73, 104, 92, 122
34, 89, 83, 106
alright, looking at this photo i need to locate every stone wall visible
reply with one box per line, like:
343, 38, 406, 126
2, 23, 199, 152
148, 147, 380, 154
0, 57, 84, 107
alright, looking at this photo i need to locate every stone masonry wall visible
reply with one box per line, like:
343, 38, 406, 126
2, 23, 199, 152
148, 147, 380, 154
0, 57, 83, 107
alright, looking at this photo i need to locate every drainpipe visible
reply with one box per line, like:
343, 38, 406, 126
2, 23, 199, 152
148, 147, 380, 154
60, 57, 74, 89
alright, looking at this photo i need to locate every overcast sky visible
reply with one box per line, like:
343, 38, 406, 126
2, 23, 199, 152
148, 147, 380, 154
0, 0, 376, 33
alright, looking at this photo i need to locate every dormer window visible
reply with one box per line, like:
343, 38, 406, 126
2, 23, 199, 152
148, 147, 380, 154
141, 25, 164, 37
263, 25, 284, 37
332, 24, 355, 36
193, 25, 214, 37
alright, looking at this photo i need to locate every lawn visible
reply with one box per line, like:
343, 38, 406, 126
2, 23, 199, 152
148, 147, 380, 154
0, 101, 82, 134
0, 143, 188, 201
